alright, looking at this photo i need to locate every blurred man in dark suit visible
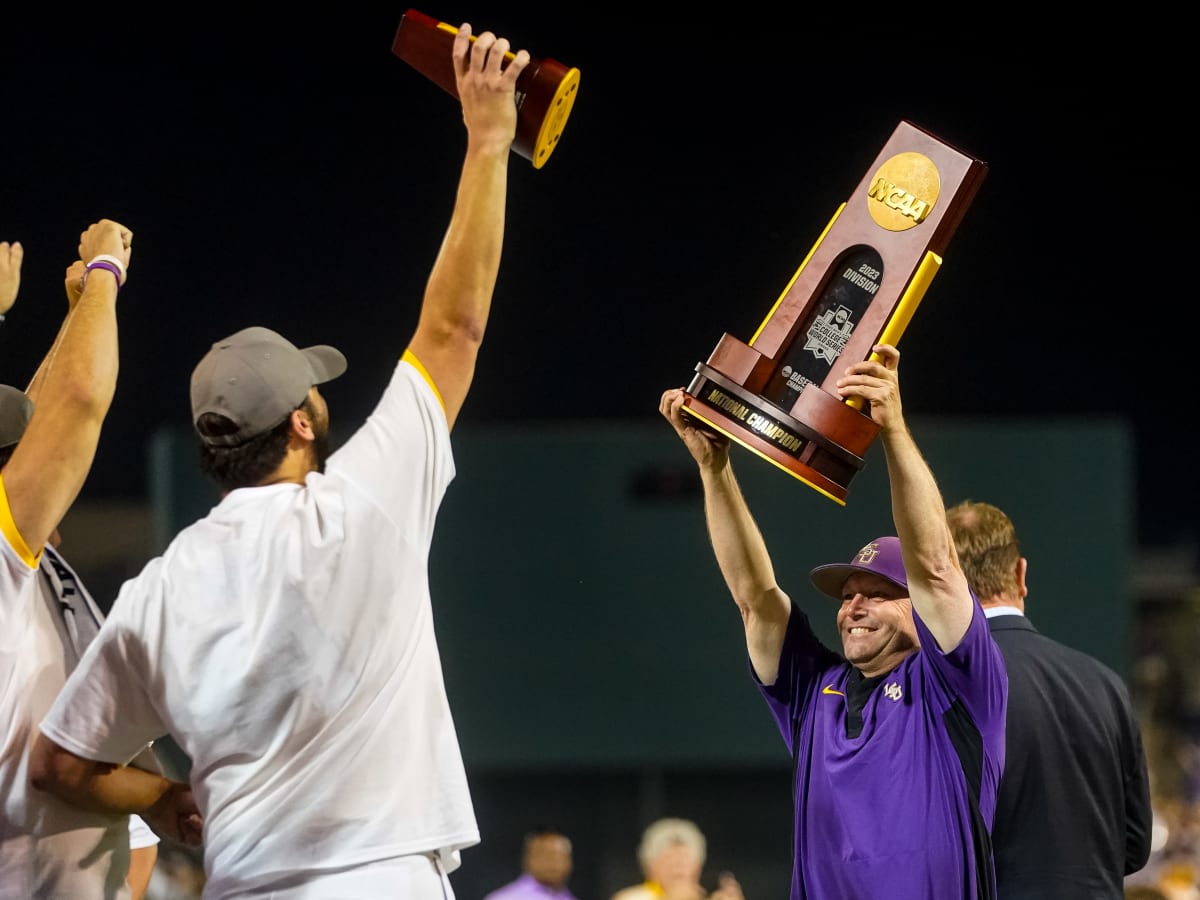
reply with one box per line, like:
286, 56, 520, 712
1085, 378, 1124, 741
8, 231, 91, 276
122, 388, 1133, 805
948, 499, 1152, 899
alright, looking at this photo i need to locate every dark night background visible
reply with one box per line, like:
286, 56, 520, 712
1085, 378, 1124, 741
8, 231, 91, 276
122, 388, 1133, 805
1, 10, 1190, 549
1, 9, 1195, 897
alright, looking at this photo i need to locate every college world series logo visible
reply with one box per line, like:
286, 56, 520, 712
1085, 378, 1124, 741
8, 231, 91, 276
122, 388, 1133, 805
803, 304, 855, 362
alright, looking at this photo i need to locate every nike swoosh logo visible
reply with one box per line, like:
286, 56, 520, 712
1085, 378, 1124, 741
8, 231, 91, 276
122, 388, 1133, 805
822, 685, 845, 697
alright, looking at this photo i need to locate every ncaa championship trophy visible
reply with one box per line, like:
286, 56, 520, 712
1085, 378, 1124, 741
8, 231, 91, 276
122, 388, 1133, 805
392, 9, 581, 169
680, 120, 987, 505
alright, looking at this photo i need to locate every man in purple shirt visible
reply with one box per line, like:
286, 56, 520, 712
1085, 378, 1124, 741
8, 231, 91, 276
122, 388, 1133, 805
659, 344, 1008, 900
483, 826, 579, 900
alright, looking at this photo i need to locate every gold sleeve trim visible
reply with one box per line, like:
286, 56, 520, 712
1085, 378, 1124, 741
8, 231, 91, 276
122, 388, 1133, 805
0, 473, 42, 567
401, 350, 445, 411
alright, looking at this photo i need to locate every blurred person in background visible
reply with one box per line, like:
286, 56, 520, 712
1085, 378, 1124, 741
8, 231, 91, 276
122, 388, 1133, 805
611, 817, 743, 900
948, 500, 1151, 898
1155, 862, 1200, 900
482, 825, 578, 900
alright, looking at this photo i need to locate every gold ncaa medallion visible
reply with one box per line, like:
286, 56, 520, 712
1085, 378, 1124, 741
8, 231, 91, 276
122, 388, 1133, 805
867, 152, 941, 231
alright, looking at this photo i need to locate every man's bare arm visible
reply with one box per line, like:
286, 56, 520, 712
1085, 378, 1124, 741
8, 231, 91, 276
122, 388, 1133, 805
660, 388, 791, 683
3, 220, 129, 556
836, 345, 973, 651
405, 25, 528, 430
29, 733, 202, 846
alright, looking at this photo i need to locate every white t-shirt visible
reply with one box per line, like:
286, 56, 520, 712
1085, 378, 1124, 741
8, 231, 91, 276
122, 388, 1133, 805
0, 491, 137, 899
129, 815, 159, 851
41, 359, 479, 897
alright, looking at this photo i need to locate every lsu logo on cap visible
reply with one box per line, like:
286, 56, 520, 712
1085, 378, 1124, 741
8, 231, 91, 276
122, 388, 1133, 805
856, 542, 882, 565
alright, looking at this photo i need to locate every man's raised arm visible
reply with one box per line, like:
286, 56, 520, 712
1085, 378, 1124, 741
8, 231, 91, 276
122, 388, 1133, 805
835, 344, 973, 651
405, 24, 529, 430
2, 220, 130, 558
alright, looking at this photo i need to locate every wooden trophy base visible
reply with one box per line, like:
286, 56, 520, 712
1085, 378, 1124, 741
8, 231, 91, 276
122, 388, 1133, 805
392, 9, 580, 169
683, 359, 879, 506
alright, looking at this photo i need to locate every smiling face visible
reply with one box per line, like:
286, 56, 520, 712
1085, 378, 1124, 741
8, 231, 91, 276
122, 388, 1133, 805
836, 572, 919, 676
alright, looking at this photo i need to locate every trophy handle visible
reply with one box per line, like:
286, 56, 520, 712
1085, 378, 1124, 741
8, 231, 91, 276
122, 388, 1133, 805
391, 9, 581, 169
844, 250, 942, 411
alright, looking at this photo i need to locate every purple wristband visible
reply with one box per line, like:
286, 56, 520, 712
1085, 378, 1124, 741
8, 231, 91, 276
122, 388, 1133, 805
83, 260, 123, 290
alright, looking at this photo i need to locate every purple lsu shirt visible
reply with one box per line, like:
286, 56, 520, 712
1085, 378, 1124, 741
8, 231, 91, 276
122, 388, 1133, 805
757, 599, 1007, 900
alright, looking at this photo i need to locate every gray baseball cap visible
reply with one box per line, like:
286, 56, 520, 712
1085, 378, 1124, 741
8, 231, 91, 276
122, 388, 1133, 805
190, 326, 347, 447
0, 385, 33, 449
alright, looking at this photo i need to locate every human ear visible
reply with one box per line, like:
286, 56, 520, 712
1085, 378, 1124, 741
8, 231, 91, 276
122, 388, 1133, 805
290, 407, 315, 442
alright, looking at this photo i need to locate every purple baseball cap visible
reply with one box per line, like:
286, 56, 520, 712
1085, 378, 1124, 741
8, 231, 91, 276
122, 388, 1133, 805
809, 536, 909, 600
